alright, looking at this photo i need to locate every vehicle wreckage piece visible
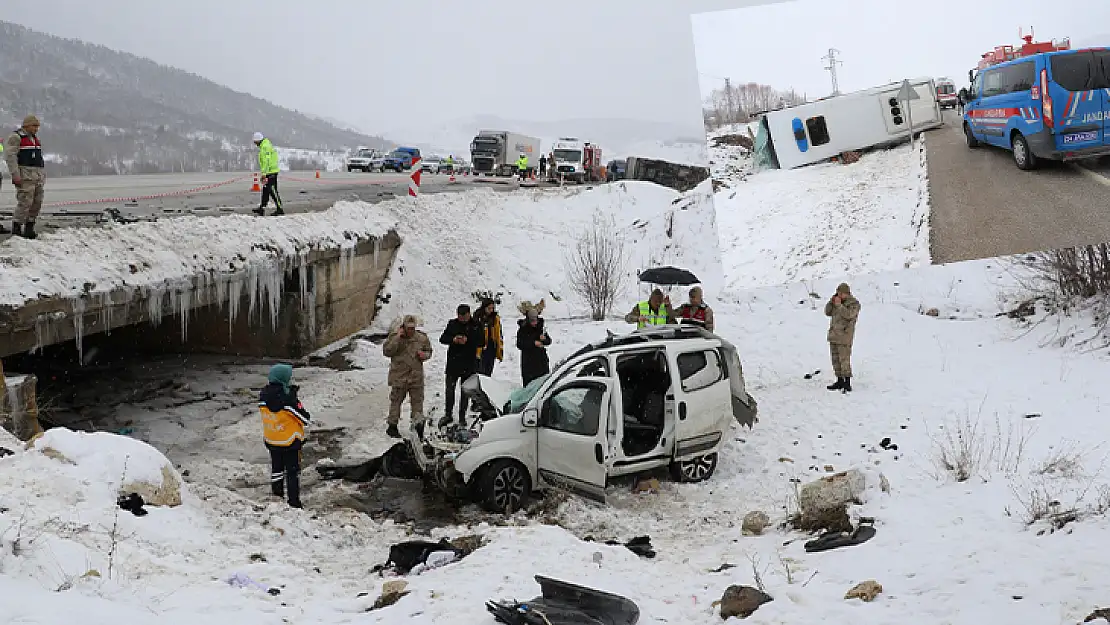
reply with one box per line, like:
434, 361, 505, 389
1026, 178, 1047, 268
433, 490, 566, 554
487, 575, 640, 625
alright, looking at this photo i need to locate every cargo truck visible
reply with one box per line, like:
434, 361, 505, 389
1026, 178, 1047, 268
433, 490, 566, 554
469, 130, 542, 177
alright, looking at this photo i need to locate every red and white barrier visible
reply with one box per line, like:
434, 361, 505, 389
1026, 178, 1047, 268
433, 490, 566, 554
408, 157, 422, 197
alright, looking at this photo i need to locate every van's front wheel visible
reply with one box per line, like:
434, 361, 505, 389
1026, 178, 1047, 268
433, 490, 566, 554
670, 453, 719, 483
964, 123, 980, 148
1012, 133, 1038, 170
477, 459, 531, 513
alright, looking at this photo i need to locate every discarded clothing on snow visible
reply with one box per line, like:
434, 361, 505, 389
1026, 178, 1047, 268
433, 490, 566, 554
117, 492, 148, 517
583, 535, 656, 559
487, 575, 640, 625
315, 442, 422, 482
804, 522, 876, 553
226, 572, 281, 596
375, 538, 465, 575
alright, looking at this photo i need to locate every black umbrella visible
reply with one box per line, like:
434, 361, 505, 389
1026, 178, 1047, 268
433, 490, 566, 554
638, 266, 700, 286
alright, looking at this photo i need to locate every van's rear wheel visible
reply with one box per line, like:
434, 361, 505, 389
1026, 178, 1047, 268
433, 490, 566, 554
477, 460, 531, 513
1012, 133, 1038, 170
670, 453, 719, 483
964, 123, 979, 149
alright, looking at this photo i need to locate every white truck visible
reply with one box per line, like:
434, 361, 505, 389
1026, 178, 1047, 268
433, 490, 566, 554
550, 137, 604, 183
470, 130, 542, 177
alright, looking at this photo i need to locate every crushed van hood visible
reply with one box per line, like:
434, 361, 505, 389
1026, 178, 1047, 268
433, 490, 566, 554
461, 374, 516, 417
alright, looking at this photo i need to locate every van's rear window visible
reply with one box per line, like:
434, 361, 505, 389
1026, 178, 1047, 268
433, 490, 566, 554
1050, 53, 1110, 91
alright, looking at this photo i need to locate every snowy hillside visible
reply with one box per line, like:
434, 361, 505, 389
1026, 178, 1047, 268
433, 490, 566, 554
710, 125, 931, 292
383, 114, 706, 166
0, 20, 389, 176
6, 246, 1110, 622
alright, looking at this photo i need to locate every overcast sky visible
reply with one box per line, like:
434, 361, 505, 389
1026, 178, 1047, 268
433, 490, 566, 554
0, 0, 783, 141
693, 0, 1110, 101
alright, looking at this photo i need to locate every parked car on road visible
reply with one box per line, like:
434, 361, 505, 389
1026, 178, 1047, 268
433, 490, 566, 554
406, 324, 759, 513
421, 157, 442, 173
346, 148, 385, 172
383, 150, 411, 172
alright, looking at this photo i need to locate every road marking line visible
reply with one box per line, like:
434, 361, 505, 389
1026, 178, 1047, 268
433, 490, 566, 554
1071, 163, 1110, 187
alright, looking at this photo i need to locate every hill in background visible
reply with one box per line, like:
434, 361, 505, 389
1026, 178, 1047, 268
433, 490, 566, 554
0, 21, 390, 176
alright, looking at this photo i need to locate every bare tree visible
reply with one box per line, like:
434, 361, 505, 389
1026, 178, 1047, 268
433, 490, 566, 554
702, 81, 808, 131
565, 213, 628, 321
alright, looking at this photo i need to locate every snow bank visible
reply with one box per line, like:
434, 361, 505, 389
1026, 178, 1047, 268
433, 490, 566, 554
277, 146, 349, 173
32, 429, 185, 505
712, 135, 930, 293
369, 181, 724, 334
0, 201, 398, 308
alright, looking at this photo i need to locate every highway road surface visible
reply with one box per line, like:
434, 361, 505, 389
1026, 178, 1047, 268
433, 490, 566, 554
0, 170, 483, 231
928, 109, 1110, 264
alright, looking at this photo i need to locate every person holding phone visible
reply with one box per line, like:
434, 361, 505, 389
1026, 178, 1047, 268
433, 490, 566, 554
825, 283, 861, 392
382, 315, 433, 438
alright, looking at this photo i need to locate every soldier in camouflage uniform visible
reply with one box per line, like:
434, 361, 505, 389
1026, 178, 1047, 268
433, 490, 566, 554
4, 115, 47, 239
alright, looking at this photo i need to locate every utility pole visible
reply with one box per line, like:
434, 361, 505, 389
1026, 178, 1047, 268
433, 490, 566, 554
822, 48, 843, 96
724, 77, 735, 125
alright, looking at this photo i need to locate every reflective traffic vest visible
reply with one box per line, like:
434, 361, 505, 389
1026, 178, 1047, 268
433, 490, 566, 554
517, 156, 528, 170
637, 301, 668, 328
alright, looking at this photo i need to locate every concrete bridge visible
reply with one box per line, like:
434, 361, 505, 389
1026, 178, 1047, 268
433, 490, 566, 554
0, 227, 401, 361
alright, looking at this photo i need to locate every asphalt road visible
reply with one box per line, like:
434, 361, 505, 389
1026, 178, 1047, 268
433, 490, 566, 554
0, 169, 485, 230
928, 109, 1110, 264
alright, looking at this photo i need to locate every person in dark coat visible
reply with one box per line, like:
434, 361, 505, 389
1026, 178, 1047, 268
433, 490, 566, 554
439, 303, 483, 427
475, 298, 504, 376
515, 306, 553, 386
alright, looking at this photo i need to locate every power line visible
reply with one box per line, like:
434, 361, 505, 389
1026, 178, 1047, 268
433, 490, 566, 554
822, 48, 843, 96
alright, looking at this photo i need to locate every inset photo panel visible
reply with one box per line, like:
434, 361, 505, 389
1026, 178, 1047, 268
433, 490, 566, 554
692, 0, 1110, 292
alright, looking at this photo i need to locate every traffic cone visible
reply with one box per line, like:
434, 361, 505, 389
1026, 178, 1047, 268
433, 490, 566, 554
530, 170, 536, 181
315, 170, 321, 179
250, 173, 261, 192
449, 174, 456, 183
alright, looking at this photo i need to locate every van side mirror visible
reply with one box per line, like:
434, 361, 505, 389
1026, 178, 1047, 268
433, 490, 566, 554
968, 69, 974, 83
522, 408, 539, 427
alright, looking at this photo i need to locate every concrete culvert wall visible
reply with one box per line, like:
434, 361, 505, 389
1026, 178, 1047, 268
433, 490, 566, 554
0, 224, 402, 360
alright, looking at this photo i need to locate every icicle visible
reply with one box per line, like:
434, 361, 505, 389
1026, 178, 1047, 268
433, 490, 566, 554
306, 265, 317, 340
298, 258, 309, 310
216, 277, 228, 313
247, 264, 260, 321
265, 260, 283, 331
372, 237, 380, 267
178, 287, 193, 341
72, 298, 86, 365
228, 276, 243, 341
147, 286, 166, 326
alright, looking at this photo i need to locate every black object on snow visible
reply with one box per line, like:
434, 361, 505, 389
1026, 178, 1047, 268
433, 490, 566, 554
315, 442, 422, 483
487, 575, 640, 625
377, 539, 464, 575
582, 535, 656, 559
803, 524, 876, 553
637, 266, 700, 286
0, 447, 13, 458
117, 493, 148, 517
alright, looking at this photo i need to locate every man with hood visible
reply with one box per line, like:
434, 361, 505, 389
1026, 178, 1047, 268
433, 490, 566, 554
252, 131, 284, 217
475, 298, 504, 376
383, 315, 433, 438
258, 363, 312, 509
624, 289, 674, 329
4, 115, 47, 239
825, 283, 861, 392
675, 286, 715, 332
515, 301, 553, 386
439, 304, 483, 427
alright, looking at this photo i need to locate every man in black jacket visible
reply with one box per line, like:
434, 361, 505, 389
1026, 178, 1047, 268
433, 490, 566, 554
439, 304, 483, 427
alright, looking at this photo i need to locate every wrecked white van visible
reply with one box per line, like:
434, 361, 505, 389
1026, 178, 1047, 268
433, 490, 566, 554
405, 325, 759, 513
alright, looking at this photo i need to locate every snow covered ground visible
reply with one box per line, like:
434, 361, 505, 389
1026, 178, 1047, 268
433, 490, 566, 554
277, 146, 350, 172
5, 168, 1110, 623
709, 125, 931, 292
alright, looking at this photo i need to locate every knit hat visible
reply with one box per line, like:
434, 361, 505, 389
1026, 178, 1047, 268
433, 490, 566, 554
252, 131, 264, 142
22, 115, 40, 127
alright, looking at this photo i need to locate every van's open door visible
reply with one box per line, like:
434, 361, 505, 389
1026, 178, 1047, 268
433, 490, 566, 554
671, 349, 730, 461
535, 378, 613, 503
